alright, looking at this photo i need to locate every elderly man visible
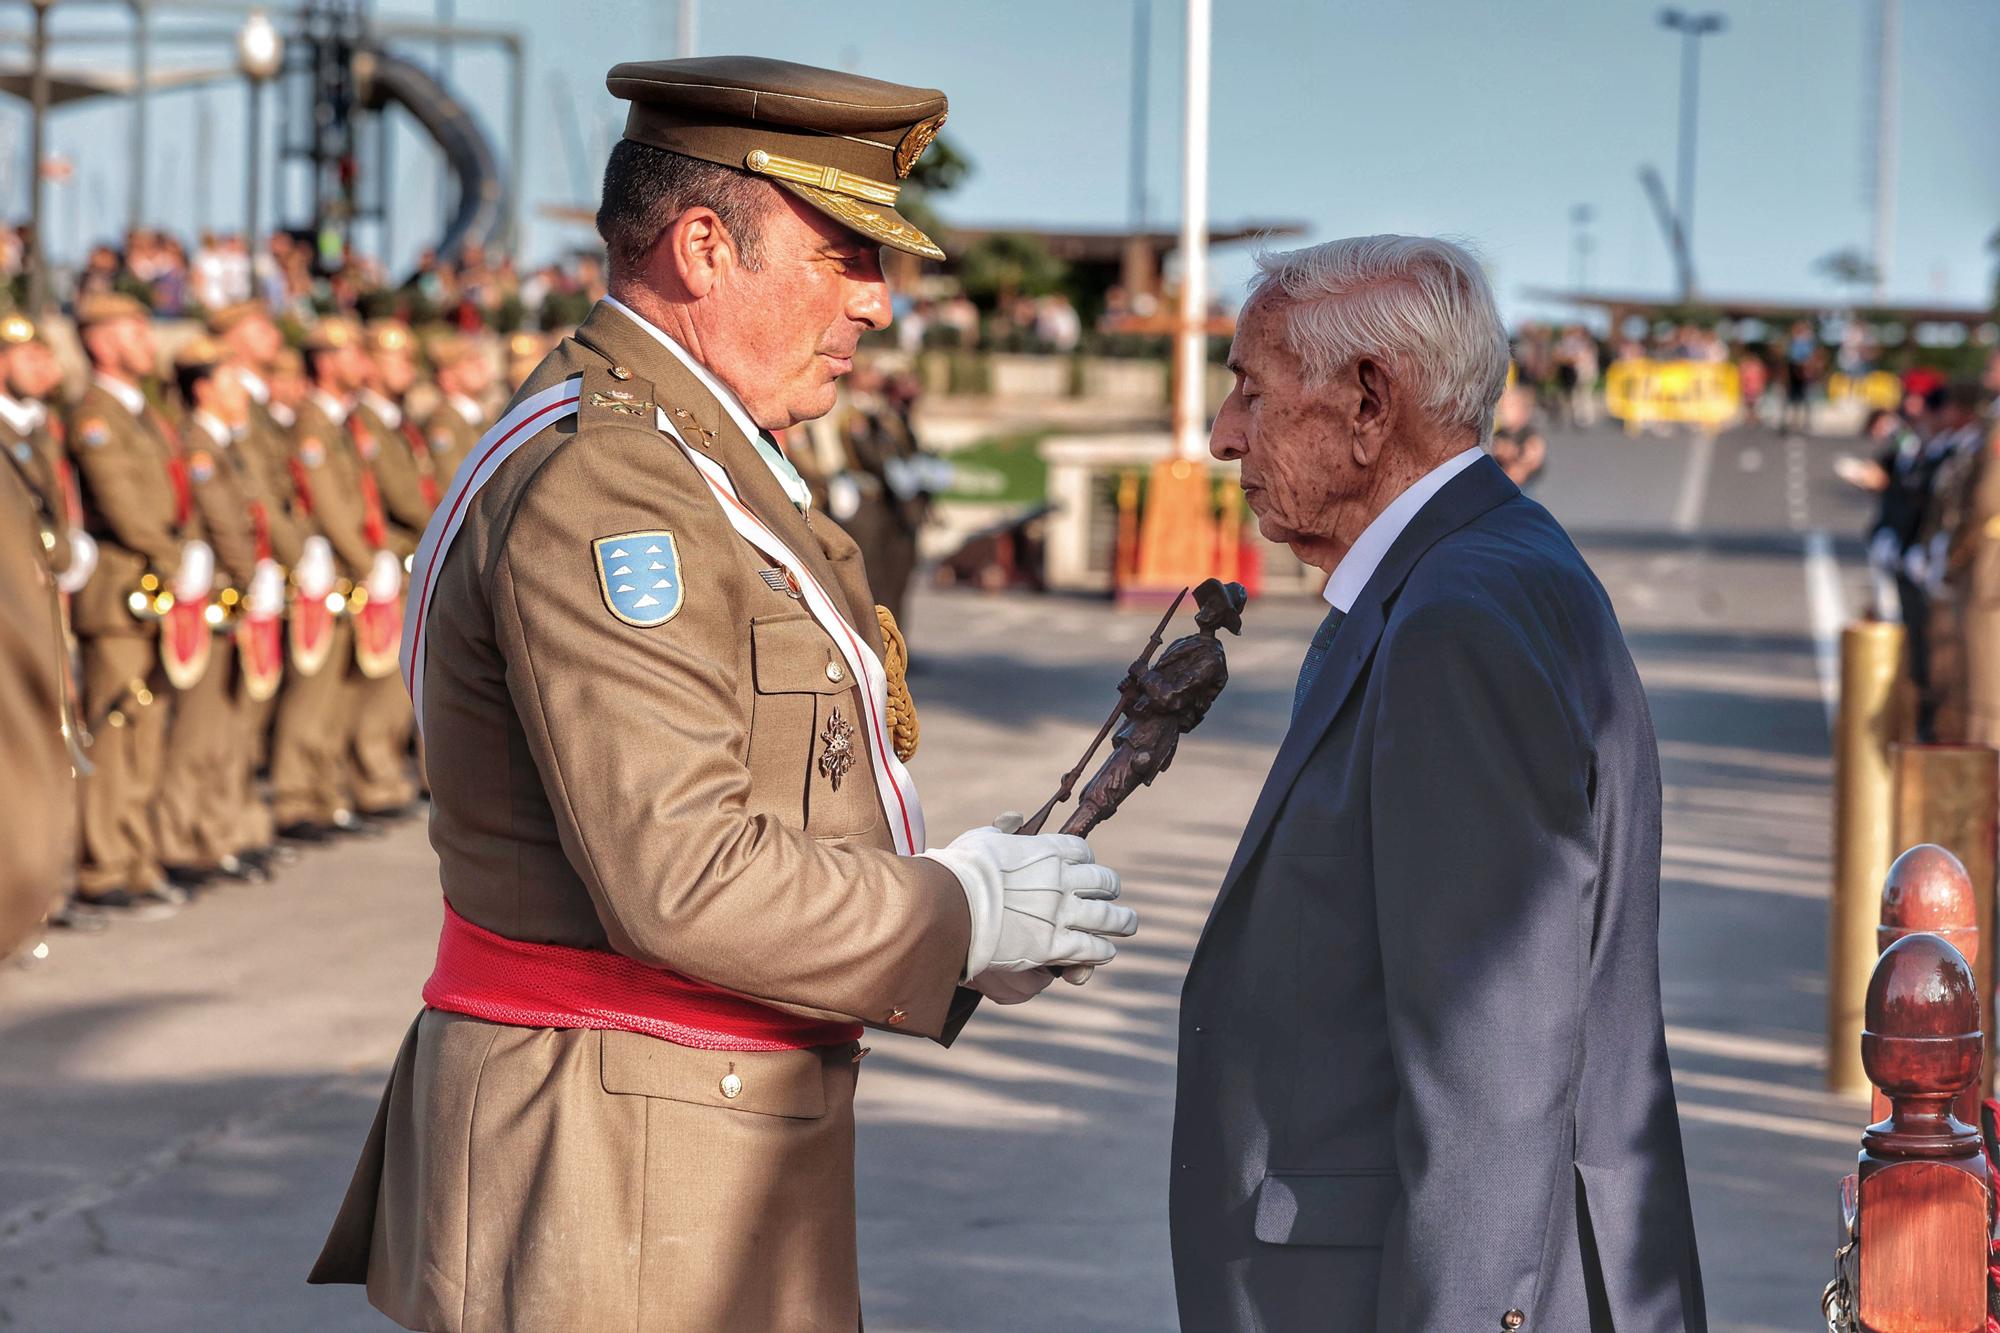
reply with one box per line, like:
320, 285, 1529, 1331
1171, 237, 1706, 1332
310, 56, 1134, 1332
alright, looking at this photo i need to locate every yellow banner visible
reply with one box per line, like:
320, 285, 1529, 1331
1604, 359, 1742, 430
1826, 370, 1903, 411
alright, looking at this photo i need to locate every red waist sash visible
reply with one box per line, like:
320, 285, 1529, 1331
422, 899, 861, 1052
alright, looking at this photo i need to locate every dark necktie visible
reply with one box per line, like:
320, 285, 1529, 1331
1293, 605, 1346, 719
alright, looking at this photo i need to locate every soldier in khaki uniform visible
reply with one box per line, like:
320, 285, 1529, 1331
211, 301, 314, 834
269, 319, 387, 836
418, 331, 491, 486
66, 293, 207, 912
348, 321, 429, 814
1, 313, 96, 594
0, 392, 76, 957
311, 57, 1137, 1332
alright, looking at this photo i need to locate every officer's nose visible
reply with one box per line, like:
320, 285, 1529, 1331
848, 273, 892, 332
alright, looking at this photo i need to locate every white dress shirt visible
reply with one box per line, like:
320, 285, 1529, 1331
0, 392, 44, 436
1322, 446, 1484, 613
94, 373, 148, 417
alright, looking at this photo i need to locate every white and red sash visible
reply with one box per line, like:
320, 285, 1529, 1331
398, 376, 925, 856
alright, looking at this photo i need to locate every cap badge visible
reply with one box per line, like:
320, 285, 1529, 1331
818, 706, 855, 791
895, 112, 947, 179
594, 530, 683, 628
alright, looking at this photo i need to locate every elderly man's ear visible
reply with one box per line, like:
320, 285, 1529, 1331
1348, 355, 1395, 467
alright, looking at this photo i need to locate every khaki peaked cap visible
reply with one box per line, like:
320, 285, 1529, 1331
607, 55, 948, 261
75, 291, 150, 328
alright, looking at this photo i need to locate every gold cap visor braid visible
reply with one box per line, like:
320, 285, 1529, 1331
770, 181, 943, 262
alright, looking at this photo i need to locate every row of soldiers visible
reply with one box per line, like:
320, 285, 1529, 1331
0, 294, 499, 943
1854, 352, 2000, 745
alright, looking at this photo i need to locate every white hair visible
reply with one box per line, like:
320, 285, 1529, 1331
1249, 234, 1511, 442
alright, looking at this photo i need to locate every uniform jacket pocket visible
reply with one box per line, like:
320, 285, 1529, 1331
1253, 1168, 1399, 1247
599, 1029, 827, 1120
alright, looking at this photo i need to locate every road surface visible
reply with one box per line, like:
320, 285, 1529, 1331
0, 419, 1875, 1332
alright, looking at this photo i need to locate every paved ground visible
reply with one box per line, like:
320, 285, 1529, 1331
0, 418, 1876, 1332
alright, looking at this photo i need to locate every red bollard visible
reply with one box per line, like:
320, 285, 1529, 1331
1855, 933, 1989, 1332
1876, 845, 1981, 1128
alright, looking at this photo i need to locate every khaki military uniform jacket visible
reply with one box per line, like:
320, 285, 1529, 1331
66, 379, 200, 639
0, 461, 73, 957
352, 393, 433, 557
238, 399, 309, 567
183, 416, 261, 588
289, 395, 379, 578
312, 301, 975, 1331
0, 396, 76, 576
420, 396, 483, 492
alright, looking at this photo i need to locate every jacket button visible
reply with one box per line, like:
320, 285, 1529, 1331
1502, 1311, 1524, 1330
719, 1073, 742, 1100
826, 661, 844, 683
609, 364, 632, 381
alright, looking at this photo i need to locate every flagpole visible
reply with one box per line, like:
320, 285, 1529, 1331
1173, 0, 1211, 462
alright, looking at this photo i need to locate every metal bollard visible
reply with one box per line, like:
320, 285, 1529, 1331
1830, 621, 1911, 1094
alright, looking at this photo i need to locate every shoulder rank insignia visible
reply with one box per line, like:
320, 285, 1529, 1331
594, 530, 682, 627
79, 419, 110, 448
586, 388, 650, 417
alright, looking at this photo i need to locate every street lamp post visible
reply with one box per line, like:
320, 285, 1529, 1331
1657, 7, 1725, 302
25, 0, 52, 314
237, 10, 284, 274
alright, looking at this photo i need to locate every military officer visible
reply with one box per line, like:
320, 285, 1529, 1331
0, 380, 76, 958
268, 319, 384, 837
1, 313, 96, 593
348, 320, 428, 815
209, 301, 314, 832
66, 293, 207, 914
418, 330, 491, 486
311, 57, 1136, 1332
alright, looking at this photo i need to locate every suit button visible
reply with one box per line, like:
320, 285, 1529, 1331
719, 1073, 743, 1100
826, 661, 844, 683
1502, 1311, 1524, 1330
609, 364, 632, 381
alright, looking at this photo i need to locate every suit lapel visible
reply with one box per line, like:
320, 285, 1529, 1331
571, 302, 855, 625
1202, 457, 1522, 929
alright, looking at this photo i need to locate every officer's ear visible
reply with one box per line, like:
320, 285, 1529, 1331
663, 206, 739, 300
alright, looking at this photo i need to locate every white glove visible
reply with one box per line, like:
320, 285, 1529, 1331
246, 558, 286, 617
55, 530, 97, 595
968, 968, 1056, 1005
366, 548, 404, 602
173, 539, 215, 600
921, 823, 1136, 979
828, 472, 863, 522
294, 536, 336, 599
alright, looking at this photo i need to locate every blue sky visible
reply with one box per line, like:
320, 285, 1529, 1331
13, 0, 2000, 319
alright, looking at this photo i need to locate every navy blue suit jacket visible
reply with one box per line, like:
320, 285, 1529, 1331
1170, 457, 1706, 1331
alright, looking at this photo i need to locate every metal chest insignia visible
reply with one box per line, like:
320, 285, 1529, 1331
586, 388, 648, 416
594, 530, 683, 628
818, 706, 855, 791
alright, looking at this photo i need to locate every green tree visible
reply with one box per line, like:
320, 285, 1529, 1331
955, 232, 1068, 311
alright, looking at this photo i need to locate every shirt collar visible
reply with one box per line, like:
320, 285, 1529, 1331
0, 392, 42, 435
310, 389, 351, 425
449, 393, 483, 425
269, 402, 296, 429
235, 368, 270, 403
94, 373, 147, 416
192, 411, 233, 447
358, 388, 402, 430
1323, 446, 1484, 614
604, 295, 763, 449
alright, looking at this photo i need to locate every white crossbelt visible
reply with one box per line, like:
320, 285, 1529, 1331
398, 375, 925, 856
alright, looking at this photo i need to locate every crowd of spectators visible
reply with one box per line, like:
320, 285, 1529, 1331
1, 225, 606, 335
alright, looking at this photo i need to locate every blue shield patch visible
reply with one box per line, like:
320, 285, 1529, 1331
594, 530, 683, 628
